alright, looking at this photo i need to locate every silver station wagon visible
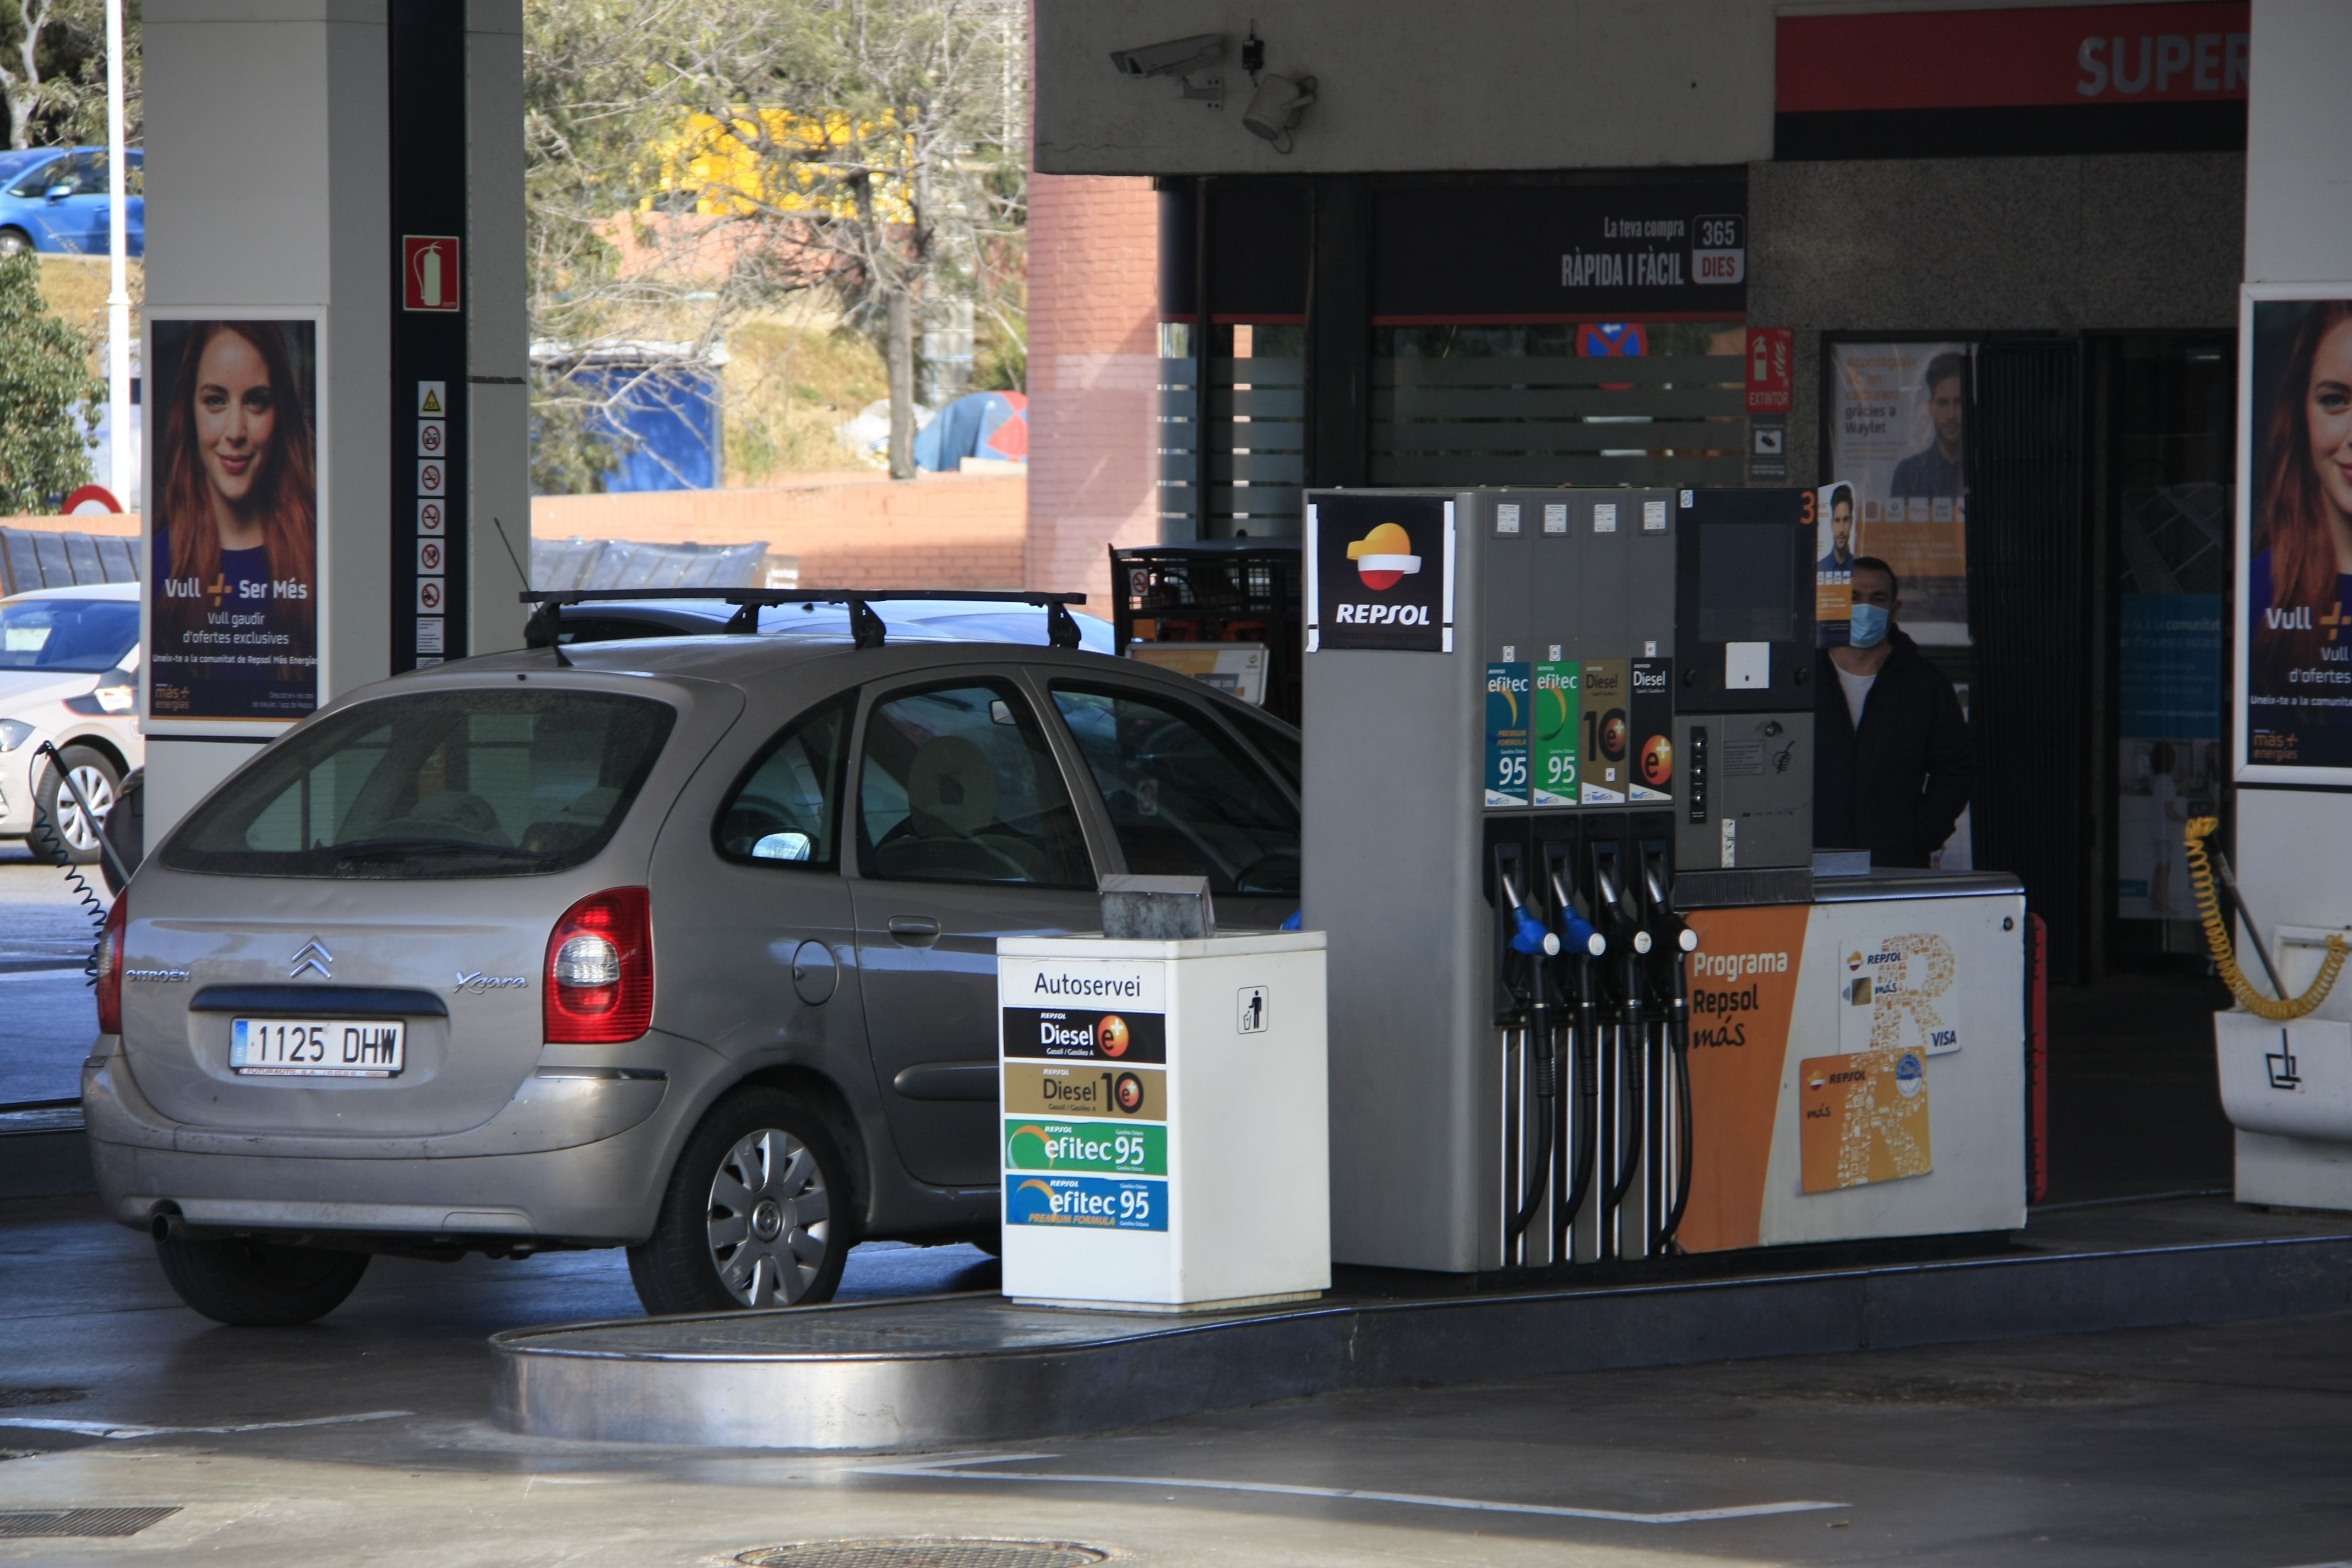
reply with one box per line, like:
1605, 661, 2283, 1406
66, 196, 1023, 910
85, 600, 1302, 1324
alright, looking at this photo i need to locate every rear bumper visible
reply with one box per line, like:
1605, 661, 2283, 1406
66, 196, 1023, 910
82, 1031, 725, 1245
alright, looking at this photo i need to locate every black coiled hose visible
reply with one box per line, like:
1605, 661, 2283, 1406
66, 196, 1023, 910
31, 804, 108, 987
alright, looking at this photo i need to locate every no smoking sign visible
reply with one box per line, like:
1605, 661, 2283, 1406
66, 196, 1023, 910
417, 579, 444, 613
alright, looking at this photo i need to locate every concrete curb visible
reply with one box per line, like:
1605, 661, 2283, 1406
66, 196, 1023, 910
491, 1230, 2352, 1450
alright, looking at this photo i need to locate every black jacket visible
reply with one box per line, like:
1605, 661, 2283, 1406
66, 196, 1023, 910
1813, 629, 1972, 869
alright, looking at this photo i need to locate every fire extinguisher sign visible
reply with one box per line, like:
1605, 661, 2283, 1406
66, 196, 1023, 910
401, 235, 461, 312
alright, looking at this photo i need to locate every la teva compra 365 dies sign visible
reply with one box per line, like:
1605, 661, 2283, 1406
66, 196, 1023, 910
1308, 493, 1456, 653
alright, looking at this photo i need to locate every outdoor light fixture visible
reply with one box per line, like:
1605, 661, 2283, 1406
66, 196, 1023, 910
1243, 72, 1317, 153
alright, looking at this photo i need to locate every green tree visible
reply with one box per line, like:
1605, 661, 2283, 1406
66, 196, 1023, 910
0, 252, 97, 511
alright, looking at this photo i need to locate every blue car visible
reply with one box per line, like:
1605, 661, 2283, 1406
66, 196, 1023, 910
0, 145, 144, 258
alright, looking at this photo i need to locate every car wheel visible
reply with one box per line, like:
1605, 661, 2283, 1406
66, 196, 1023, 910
153, 1233, 371, 1326
628, 1088, 852, 1315
35, 745, 121, 865
0, 228, 28, 258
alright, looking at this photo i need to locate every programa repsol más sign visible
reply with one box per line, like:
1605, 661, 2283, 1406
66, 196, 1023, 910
1307, 492, 1455, 654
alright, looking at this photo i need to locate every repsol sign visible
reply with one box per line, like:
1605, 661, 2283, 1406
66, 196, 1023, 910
1309, 492, 1453, 654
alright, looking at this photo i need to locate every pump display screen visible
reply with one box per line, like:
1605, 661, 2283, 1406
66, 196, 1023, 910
1697, 524, 1798, 645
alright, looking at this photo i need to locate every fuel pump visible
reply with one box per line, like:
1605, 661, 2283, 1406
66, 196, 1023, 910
1304, 484, 1828, 1277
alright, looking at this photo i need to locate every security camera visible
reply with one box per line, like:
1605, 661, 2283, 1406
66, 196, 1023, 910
1110, 34, 1226, 79
1243, 73, 1317, 153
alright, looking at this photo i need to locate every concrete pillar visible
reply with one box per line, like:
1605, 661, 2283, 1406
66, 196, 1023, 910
140, 0, 525, 840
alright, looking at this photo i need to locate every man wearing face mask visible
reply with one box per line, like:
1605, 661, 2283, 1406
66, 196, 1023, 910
1814, 556, 1972, 868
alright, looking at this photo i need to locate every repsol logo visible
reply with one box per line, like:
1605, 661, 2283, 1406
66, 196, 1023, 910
1333, 602, 1434, 626
1692, 950, 1788, 979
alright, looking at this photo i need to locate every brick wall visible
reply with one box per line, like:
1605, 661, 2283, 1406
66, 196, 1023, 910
1026, 173, 1161, 615
531, 471, 1026, 589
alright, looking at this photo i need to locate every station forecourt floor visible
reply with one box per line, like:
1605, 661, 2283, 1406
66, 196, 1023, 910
3, 857, 2351, 1564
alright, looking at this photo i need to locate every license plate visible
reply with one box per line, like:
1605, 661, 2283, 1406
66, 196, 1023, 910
230, 1017, 407, 1077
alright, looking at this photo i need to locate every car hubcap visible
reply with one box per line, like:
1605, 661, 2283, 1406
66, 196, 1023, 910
56, 768, 113, 851
706, 1128, 829, 1308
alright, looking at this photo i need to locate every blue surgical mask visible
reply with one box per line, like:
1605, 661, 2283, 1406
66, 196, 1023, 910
1849, 603, 1890, 649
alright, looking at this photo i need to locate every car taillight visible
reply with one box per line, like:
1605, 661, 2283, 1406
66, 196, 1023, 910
544, 888, 652, 1043
96, 896, 126, 1035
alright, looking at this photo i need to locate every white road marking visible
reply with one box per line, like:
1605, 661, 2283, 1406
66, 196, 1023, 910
0, 1409, 413, 1440
852, 1451, 1846, 1526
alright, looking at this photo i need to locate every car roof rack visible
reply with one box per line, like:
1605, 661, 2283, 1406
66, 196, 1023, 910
518, 587, 1090, 655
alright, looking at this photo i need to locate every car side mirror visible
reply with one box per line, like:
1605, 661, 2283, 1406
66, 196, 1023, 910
752, 831, 812, 862
45, 184, 73, 202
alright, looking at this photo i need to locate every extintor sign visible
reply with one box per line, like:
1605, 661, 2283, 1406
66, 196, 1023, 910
401, 236, 461, 312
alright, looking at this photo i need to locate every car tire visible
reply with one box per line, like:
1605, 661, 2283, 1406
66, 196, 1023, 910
628, 1088, 853, 1315
35, 745, 121, 866
0, 228, 28, 258
153, 1234, 371, 1326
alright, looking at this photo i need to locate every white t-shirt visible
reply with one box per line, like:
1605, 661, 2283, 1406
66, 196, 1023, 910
1837, 665, 1876, 730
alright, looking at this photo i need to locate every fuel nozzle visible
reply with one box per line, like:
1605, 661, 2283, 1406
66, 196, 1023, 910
1502, 871, 1561, 958
1547, 869, 1607, 959
1641, 852, 1698, 959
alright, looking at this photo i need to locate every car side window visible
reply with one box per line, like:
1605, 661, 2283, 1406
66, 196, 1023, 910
1050, 685, 1300, 897
7, 157, 63, 199
715, 694, 852, 870
859, 683, 1092, 888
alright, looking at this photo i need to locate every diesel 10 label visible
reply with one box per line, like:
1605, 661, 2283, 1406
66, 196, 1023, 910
1004, 1119, 1167, 1175
1006, 1173, 1167, 1232
1002, 1061, 1164, 1120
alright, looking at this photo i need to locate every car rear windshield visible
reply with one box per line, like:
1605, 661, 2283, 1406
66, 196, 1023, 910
160, 688, 676, 879
0, 598, 138, 672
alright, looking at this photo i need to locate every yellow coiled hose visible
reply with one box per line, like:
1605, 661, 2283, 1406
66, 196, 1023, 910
2185, 815, 2348, 1020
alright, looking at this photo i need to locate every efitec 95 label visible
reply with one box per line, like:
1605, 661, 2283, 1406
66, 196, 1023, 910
1006, 1173, 1168, 1231
1005, 1119, 1167, 1175
1001, 1007, 1167, 1064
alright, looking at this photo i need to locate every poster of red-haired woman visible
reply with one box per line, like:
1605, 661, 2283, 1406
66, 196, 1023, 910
142, 313, 322, 726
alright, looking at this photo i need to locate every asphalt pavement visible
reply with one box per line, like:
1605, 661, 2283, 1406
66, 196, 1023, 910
0, 851, 106, 1106
2, 1187, 2350, 1565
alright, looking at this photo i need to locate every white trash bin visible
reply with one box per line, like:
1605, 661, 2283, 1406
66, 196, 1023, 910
997, 930, 1329, 1311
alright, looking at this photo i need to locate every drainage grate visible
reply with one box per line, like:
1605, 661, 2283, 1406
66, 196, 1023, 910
0, 1507, 180, 1538
737, 1542, 1107, 1568
0, 1389, 85, 1409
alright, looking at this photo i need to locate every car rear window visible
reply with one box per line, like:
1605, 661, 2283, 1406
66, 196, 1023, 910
160, 688, 676, 878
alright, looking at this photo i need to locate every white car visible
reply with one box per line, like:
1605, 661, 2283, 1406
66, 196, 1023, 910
0, 581, 140, 863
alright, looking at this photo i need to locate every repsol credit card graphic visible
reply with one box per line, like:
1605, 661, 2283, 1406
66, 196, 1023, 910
1001, 1007, 1166, 1064
1006, 1173, 1168, 1231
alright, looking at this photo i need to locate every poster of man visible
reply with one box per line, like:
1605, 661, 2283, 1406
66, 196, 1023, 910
1825, 340, 1972, 644
1815, 481, 1856, 645
2240, 291, 2352, 778
143, 314, 322, 726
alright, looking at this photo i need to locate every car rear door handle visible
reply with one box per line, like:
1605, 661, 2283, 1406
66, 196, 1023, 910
886, 916, 940, 946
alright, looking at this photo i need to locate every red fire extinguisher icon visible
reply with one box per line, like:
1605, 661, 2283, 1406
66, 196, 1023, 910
402, 236, 460, 312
